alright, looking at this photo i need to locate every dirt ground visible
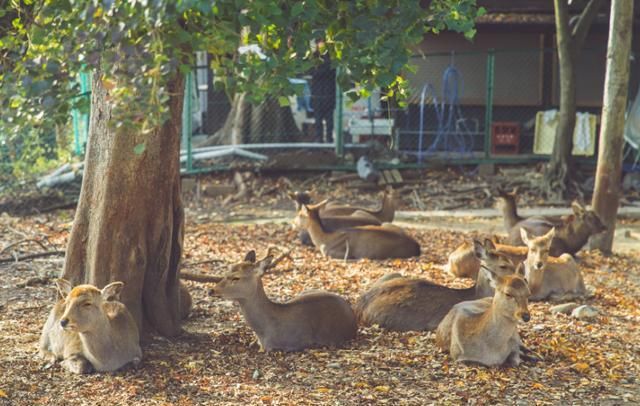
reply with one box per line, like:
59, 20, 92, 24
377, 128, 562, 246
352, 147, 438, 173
1, 173, 640, 405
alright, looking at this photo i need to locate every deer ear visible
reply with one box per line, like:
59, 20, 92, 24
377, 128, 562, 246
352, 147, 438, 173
571, 201, 586, 216
307, 199, 329, 210
244, 250, 257, 263
515, 262, 526, 277
546, 227, 556, 240
256, 255, 274, 276
101, 282, 124, 301
520, 228, 531, 245
483, 238, 496, 251
55, 279, 73, 299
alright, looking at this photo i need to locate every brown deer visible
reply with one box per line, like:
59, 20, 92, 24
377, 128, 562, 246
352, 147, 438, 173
520, 228, 586, 301
320, 187, 400, 222
445, 239, 528, 280
289, 192, 381, 246
505, 201, 606, 256
211, 250, 357, 352
435, 274, 532, 367
496, 188, 566, 233
355, 239, 518, 331
39, 280, 142, 374
295, 200, 420, 260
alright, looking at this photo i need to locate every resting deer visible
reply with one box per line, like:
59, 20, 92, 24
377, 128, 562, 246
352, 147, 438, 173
289, 192, 381, 246
295, 200, 420, 260
506, 201, 606, 256
39, 280, 142, 374
496, 188, 566, 233
320, 187, 400, 222
435, 273, 532, 367
355, 239, 517, 331
445, 239, 527, 280
520, 228, 586, 301
211, 250, 357, 352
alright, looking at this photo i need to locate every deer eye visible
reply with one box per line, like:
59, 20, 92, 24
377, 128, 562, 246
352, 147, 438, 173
82, 302, 93, 307
229, 277, 240, 282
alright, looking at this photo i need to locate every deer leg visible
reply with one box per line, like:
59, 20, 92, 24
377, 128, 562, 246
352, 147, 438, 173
62, 354, 94, 374
519, 345, 543, 362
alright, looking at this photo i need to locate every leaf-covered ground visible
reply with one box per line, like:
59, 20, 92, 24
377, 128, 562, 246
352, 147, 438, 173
1, 186, 639, 405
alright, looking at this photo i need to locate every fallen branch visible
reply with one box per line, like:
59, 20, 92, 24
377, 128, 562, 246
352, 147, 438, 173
0, 239, 49, 255
181, 248, 293, 284
0, 250, 66, 264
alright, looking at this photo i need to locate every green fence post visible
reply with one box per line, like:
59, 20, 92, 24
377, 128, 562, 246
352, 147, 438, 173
182, 71, 193, 173
335, 69, 344, 157
484, 49, 495, 159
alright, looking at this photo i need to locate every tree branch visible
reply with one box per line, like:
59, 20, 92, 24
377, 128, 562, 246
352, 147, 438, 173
0, 250, 65, 264
571, 0, 606, 50
554, 0, 573, 54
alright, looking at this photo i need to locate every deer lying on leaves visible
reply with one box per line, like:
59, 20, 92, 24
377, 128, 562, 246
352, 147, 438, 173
295, 200, 420, 260
435, 273, 533, 367
319, 186, 399, 222
289, 192, 381, 246
355, 239, 517, 331
445, 239, 528, 280
505, 201, 606, 256
39, 279, 142, 374
211, 250, 357, 352
520, 228, 586, 301
496, 188, 567, 233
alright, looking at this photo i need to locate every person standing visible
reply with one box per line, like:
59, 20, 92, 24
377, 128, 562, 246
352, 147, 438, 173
310, 43, 337, 143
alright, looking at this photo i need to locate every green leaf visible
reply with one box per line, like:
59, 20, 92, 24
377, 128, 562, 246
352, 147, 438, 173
277, 96, 290, 107
133, 143, 145, 155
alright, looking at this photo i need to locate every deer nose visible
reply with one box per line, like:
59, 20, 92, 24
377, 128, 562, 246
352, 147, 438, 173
521, 312, 531, 322
60, 318, 69, 328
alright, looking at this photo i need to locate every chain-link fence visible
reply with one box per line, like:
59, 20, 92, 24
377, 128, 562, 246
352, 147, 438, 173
65, 48, 640, 173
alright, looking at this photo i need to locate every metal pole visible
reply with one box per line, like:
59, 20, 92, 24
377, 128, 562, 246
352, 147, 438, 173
335, 68, 344, 157
182, 71, 193, 172
484, 50, 495, 159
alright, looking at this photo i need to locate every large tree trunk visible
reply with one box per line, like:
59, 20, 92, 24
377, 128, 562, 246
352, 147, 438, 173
197, 93, 302, 146
589, 0, 633, 253
545, 0, 605, 198
63, 72, 189, 338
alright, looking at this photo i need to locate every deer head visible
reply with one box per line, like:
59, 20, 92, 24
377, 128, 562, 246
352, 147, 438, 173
570, 201, 607, 233
211, 250, 274, 300
56, 279, 124, 333
473, 239, 517, 277
493, 275, 531, 322
521, 227, 555, 272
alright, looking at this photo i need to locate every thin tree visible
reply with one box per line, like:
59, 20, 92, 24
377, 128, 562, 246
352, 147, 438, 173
589, 0, 634, 253
545, 0, 605, 199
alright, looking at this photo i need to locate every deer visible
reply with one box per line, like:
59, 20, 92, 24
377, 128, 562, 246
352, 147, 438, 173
289, 192, 382, 246
211, 250, 358, 352
435, 273, 533, 367
39, 279, 142, 374
320, 186, 400, 223
505, 201, 606, 257
294, 200, 420, 260
520, 228, 586, 301
354, 239, 518, 331
495, 188, 566, 233
445, 239, 528, 280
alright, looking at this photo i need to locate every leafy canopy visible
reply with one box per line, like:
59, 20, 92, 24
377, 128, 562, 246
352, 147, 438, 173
1, 0, 482, 133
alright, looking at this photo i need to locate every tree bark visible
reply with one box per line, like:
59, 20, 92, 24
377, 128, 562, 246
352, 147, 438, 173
545, 0, 605, 199
197, 93, 302, 146
63, 71, 190, 337
589, 0, 633, 253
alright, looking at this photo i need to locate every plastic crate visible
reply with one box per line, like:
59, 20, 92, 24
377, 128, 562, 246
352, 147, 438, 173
491, 122, 520, 155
